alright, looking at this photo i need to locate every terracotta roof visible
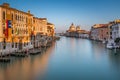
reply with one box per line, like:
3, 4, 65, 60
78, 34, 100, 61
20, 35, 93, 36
33, 17, 47, 21
93, 24, 108, 28
47, 22, 53, 25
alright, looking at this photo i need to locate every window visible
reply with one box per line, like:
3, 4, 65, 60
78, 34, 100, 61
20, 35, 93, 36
110, 32, 112, 35
18, 15, 19, 21
15, 43, 17, 48
3, 45, 6, 49
15, 14, 17, 20
12, 43, 14, 48
20, 16, 21, 21
24, 43, 26, 46
27, 42, 28, 45
106, 32, 108, 35
3, 27, 5, 34
110, 36, 112, 39
115, 26, 118, 30
22, 16, 23, 21
110, 26, 112, 29
26, 17, 28, 23
3, 39, 6, 49
12, 13, 14, 20
12, 28, 14, 34
3, 11, 5, 20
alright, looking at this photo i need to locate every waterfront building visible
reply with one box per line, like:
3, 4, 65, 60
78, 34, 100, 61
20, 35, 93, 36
76, 30, 90, 38
33, 17, 44, 36
109, 20, 120, 40
39, 18, 48, 35
107, 20, 120, 48
0, 3, 55, 54
98, 24, 109, 42
32, 17, 55, 48
66, 23, 76, 37
90, 24, 109, 42
0, 3, 33, 54
47, 22, 55, 37
90, 25, 99, 40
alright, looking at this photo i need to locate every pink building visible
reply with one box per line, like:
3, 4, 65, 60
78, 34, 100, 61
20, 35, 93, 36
90, 24, 109, 42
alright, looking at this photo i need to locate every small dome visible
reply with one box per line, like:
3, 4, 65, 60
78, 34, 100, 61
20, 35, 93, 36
76, 26, 81, 31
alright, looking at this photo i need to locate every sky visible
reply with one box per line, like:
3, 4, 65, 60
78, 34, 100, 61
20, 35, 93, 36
0, 0, 120, 32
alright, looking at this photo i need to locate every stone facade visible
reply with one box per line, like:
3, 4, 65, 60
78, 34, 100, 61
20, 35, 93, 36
0, 3, 55, 54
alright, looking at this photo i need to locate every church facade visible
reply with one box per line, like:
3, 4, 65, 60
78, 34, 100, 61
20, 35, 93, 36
66, 23, 89, 38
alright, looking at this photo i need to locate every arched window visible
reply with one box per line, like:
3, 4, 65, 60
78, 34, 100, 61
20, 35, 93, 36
15, 14, 17, 20
12, 13, 14, 20
3, 11, 5, 19
18, 15, 19, 21
26, 17, 28, 23
12, 28, 14, 34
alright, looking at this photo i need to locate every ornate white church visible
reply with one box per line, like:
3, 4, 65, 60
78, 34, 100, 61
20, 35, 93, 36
66, 23, 89, 38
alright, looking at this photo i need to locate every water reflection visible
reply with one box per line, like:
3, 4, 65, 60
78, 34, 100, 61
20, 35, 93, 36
0, 42, 55, 80
0, 37, 120, 80
108, 50, 120, 72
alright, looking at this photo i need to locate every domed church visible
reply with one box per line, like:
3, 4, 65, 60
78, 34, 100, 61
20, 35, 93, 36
66, 23, 81, 37
69, 23, 76, 31
66, 23, 89, 38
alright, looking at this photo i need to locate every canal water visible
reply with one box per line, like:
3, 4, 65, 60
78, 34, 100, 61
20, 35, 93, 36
0, 37, 120, 80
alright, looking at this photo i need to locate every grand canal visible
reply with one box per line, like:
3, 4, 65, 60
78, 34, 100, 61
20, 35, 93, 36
0, 37, 120, 80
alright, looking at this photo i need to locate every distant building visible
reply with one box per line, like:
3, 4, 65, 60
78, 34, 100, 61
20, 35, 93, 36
76, 30, 90, 38
66, 23, 89, 38
66, 23, 76, 37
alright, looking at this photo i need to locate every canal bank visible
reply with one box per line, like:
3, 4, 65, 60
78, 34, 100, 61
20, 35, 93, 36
0, 37, 120, 80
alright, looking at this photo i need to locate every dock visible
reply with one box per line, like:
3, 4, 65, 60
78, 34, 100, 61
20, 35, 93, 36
29, 49, 41, 55
0, 36, 57, 63
0, 58, 10, 62
11, 50, 29, 57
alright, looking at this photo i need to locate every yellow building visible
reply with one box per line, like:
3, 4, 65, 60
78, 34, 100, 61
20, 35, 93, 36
0, 3, 33, 53
47, 22, 55, 37
32, 17, 55, 48
33, 17, 47, 35
39, 18, 48, 35
0, 3, 55, 54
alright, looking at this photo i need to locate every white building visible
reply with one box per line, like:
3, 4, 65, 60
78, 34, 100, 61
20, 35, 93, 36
107, 20, 120, 49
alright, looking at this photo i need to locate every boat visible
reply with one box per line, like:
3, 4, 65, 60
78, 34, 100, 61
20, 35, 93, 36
106, 39, 116, 49
102, 41, 106, 44
106, 43, 114, 49
106, 43, 119, 49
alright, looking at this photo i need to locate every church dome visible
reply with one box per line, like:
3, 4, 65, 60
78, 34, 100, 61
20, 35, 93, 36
69, 23, 76, 31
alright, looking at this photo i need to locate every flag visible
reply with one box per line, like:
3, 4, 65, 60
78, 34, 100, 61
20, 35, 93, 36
5, 20, 12, 38
8, 20, 12, 28
5, 20, 8, 38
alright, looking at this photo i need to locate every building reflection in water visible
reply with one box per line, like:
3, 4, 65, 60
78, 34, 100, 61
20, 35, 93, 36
0, 42, 56, 80
107, 49, 120, 73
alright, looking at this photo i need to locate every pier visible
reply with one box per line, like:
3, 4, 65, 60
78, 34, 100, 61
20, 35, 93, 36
0, 36, 58, 62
